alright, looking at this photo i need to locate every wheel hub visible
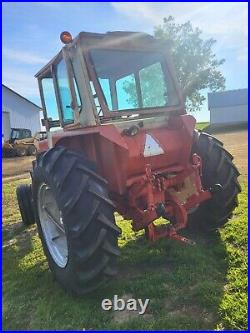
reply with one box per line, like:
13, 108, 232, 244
38, 183, 68, 268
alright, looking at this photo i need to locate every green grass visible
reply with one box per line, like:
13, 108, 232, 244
2, 179, 247, 330
196, 122, 209, 130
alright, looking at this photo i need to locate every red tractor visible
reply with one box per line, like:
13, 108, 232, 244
16, 31, 240, 295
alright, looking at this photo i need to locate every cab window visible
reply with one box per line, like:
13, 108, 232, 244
91, 49, 179, 111
55, 59, 74, 123
41, 78, 59, 121
55, 59, 82, 123
116, 74, 138, 109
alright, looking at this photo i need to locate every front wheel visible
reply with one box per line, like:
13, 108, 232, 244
188, 131, 241, 231
16, 146, 27, 157
28, 144, 37, 156
33, 146, 121, 295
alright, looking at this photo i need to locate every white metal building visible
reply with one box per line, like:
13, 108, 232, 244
208, 89, 248, 125
2, 84, 42, 141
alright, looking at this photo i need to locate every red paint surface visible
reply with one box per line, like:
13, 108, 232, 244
37, 114, 211, 237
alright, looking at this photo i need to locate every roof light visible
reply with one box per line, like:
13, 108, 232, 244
60, 31, 73, 44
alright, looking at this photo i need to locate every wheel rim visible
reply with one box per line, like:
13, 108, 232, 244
38, 183, 68, 268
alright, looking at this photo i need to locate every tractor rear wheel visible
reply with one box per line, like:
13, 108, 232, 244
16, 184, 35, 226
188, 131, 241, 232
32, 146, 121, 295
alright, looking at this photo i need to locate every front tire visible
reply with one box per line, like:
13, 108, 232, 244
16, 146, 27, 157
28, 144, 37, 156
188, 131, 241, 231
33, 146, 121, 295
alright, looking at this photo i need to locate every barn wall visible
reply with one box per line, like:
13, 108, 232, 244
2, 86, 41, 138
2, 111, 11, 141
210, 104, 248, 124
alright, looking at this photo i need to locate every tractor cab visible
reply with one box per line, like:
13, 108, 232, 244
36, 31, 184, 132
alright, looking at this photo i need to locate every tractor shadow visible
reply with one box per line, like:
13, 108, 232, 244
2, 220, 34, 255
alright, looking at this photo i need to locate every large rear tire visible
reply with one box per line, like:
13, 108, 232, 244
188, 131, 241, 231
32, 146, 121, 295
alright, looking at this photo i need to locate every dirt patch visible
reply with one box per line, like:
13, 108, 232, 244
167, 304, 215, 324
213, 130, 247, 180
3, 173, 30, 184
2, 156, 34, 178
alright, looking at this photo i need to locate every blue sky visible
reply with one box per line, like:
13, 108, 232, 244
2, 2, 248, 122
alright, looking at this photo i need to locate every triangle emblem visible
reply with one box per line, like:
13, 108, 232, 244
144, 134, 164, 157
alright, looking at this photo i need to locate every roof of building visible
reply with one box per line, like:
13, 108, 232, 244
2, 84, 42, 110
208, 88, 248, 109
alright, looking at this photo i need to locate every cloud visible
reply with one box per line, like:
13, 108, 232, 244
111, 2, 215, 26
237, 47, 248, 63
3, 48, 48, 65
2, 67, 41, 104
111, 2, 248, 62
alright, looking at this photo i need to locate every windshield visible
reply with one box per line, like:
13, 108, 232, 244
90, 49, 180, 112
11, 129, 31, 140
11, 129, 21, 139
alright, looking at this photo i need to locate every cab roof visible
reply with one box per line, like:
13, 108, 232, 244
35, 30, 164, 78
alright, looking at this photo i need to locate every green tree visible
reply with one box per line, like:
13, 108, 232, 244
123, 16, 225, 112
154, 16, 225, 111
123, 63, 168, 109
